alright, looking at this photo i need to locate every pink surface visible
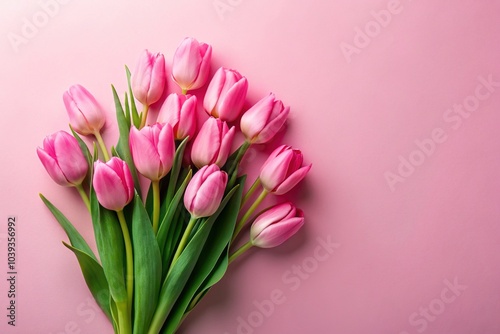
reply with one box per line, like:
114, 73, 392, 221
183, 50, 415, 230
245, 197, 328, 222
1, 1, 500, 333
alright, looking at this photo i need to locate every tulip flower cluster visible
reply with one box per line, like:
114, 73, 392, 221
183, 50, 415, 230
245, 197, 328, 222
37, 37, 312, 334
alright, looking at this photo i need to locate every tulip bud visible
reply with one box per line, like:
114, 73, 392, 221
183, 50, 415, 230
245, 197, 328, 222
184, 164, 228, 218
172, 37, 212, 92
240, 93, 290, 144
250, 202, 304, 248
260, 145, 312, 195
93, 157, 134, 211
191, 117, 235, 168
37, 131, 88, 187
129, 123, 175, 181
157, 93, 197, 140
63, 84, 105, 136
203, 67, 248, 122
132, 49, 166, 106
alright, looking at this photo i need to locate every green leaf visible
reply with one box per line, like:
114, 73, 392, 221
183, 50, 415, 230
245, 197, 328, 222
162, 177, 245, 334
90, 190, 127, 304
165, 138, 189, 206
124, 92, 131, 126
112, 85, 141, 197
131, 194, 162, 334
148, 186, 239, 334
62, 242, 112, 320
126, 65, 141, 128
39, 194, 96, 260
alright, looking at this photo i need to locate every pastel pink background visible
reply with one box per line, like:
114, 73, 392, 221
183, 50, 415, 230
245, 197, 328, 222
1, 1, 500, 333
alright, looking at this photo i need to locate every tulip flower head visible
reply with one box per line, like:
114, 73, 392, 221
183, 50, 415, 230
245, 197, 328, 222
184, 164, 228, 218
132, 49, 167, 106
157, 93, 197, 140
37, 131, 88, 187
260, 145, 312, 195
203, 67, 248, 122
129, 123, 175, 181
250, 202, 305, 248
172, 37, 212, 93
240, 93, 290, 144
93, 157, 134, 211
191, 117, 235, 168
63, 84, 105, 136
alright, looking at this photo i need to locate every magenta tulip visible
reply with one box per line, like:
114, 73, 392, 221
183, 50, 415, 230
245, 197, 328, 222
157, 93, 197, 140
37, 131, 88, 187
240, 93, 290, 144
132, 49, 166, 106
93, 157, 134, 211
250, 202, 304, 248
191, 117, 235, 168
184, 164, 228, 218
129, 123, 175, 181
172, 37, 212, 92
260, 145, 312, 195
203, 67, 248, 122
63, 84, 105, 136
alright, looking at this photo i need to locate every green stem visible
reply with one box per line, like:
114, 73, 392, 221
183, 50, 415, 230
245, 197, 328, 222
139, 105, 150, 129
229, 241, 253, 264
169, 216, 197, 273
117, 210, 134, 317
152, 180, 160, 235
241, 178, 261, 208
116, 301, 131, 334
232, 189, 268, 242
94, 130, 110, 161
181, 88, 188, 95
75, 184, 90, 212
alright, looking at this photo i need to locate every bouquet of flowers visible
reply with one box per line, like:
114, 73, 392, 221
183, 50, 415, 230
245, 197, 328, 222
37, 37, 312, 334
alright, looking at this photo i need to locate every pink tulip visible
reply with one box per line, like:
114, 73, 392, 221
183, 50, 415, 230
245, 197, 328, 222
157, 93, 197, 140
132, 49, 166, 106
63, 84, 105, 136
129, 123, 175, 181
260, 145, 312, 195
191, 117, 235, 168
93, 157, 134, 211
172, 37, 212, 92
203, 67, 248, 122
250, 202, 304, 248
37, 131, 88, 187
184, 164, 228, 218
240, 93, 290, 144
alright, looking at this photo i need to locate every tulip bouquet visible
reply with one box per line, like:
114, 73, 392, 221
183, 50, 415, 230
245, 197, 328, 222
38, 37, 311, 334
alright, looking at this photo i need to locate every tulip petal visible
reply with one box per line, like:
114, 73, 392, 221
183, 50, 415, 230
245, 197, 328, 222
260, 148, 294, 192
252, 217, 304, 248
273, 164, 312, 195
218, 77, 248, 122
191, 118, 221, 168
37, 148, 69, 186
253, 106, 289, 144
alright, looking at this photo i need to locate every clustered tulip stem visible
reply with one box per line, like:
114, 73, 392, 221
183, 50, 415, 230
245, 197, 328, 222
93, 130, 110, 161
229, 240, 253, 264
116, 210, 134, 316
241, 178, 261, 208
116, 301, 132, 334
152, 180, 160, 235
75, 184, 91, 211
232, 189, 268, 242
169, 216, 198, 274
139, 105, 150, 129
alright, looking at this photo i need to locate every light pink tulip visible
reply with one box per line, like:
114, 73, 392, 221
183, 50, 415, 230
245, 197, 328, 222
129, 123, 175, 181
240, 93, 290, 144
63, 84, 105, 136
260, 145, 312, 195
157, 93, 197, 140
172, 37, 212, 92
191, 117, 235, 168
93, 157, 134, 211
184, 164, 228, 218
37, 131, 88, 187
203, 67, 248, 122
250, 202, 304, 248
132, 49, 166, 106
